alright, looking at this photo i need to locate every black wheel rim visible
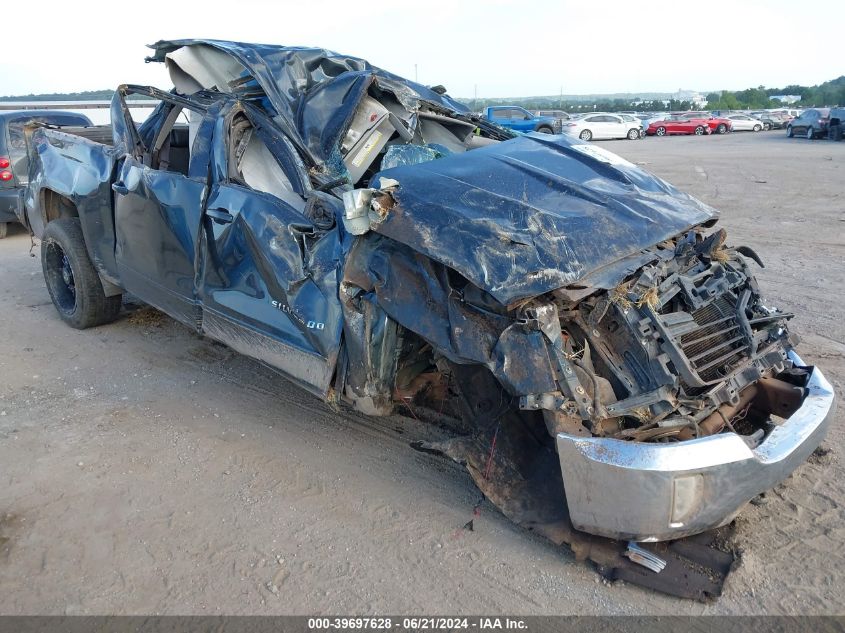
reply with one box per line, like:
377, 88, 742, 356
44, 240, 77, 314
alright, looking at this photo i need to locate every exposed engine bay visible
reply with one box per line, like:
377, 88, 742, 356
381, 225, 807, 447
530, 226, 806, 443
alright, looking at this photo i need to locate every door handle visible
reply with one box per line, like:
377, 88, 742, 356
206, 208, 234, 225
112, 183, 129, 196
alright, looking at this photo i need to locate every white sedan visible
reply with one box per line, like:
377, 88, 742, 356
724, 114, 764, 132
561, 113, 642, 141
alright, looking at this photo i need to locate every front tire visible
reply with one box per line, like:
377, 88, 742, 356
579, 129, 592, 141
627, 128, 640, 140
655, 126, 667, 136
41, 218, 122, 329
694, 126, 705, 135
753, 124, 762, 132
716, 123, 727, 134
806, 126, 815, 140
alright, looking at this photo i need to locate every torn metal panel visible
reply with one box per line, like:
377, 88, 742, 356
342, 233, 557, 396
164, 44, 247, 95
146, 40, 477, 179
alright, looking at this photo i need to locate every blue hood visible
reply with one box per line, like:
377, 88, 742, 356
370, 134, 717, 305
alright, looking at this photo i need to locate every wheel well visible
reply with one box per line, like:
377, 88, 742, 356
43, 190, 79, 224
39, 190, 123, 297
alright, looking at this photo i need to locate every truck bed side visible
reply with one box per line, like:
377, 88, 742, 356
25, 125, 122, 293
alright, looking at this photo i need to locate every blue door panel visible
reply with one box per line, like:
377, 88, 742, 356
199, 183, 344, 394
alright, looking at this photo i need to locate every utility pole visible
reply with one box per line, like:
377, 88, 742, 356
474, 84, 478, 111
559, 85, 563, 109
414, 64, 418, 83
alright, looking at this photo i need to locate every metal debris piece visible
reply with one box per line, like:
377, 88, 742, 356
625, 542, 667, 573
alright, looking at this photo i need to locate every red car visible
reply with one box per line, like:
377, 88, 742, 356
671, 111, 732, 134
646, 114, 713, 136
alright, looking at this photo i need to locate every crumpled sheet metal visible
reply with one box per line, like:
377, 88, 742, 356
369, 134, 718, 305
343, 234, 557, 397
146, 41, 717, 306
146, 40, 468, 175
25, 125, 121, 289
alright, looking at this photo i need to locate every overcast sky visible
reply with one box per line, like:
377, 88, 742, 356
2, 0, 842, 99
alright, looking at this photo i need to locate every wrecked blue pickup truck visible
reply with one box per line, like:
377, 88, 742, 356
19, 40, 835, 599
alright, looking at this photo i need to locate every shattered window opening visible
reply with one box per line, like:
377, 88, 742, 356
153, 43, 511, 189
225, 113, 303, 211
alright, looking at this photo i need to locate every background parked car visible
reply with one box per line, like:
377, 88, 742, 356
0, 110, 93, 238
673, 111, 733, 134
560, 112, 642, 140
619, 113, 645, 138
484, 106, 560, 134
646, 114, 712, 137
724, 114, 764, 132
787, 108, 830, 139
535, 109, 570, 121
748, 111, 773, 130
640, 112, 669, 130
756, 111, 790, 130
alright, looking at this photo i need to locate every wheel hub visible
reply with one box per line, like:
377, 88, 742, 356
61, 254, 75, 295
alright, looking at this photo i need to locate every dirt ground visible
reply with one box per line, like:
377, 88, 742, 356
0, 132, 842, 615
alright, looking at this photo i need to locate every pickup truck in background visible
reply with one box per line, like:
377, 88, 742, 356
0, 110, 92, 238
18, 39, 834, 600
483, 106, 560, 133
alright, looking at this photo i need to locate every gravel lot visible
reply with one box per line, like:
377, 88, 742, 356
0, 132, 842, 615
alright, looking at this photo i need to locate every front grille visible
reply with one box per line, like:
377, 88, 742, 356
679, 296, 749, 382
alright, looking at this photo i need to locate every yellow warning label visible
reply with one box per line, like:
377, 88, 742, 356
351, 130, 383, 168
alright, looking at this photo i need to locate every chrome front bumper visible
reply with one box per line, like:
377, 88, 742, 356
555, 352, 836, 542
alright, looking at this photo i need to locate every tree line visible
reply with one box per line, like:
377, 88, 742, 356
469, 76, 845, 113
0, 89, 153, 102
3, 76, 843, 112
